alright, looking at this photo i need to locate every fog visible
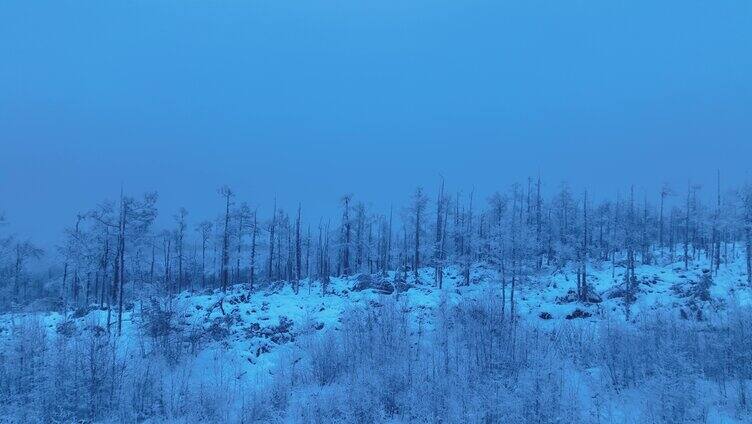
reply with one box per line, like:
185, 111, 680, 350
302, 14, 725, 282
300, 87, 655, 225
1, 0, 750, 248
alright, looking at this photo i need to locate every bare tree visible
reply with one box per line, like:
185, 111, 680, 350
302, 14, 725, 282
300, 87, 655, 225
234, 203, 251, 283
434, 177, 448, 288
268, 198, 277, 281
248, 209, 258, 292
174, 207, 188, 293
408, 187, 429, 283
742, 184, 752, 285
196, 220, 212, 288
578, 190, 589, 302
340, 194, 353, 276
294, 204, 302, 294
659, 182, 672, 256
218, 186, 234, 292
90, 189, 157, 334
13, 240, 43, 303
684, 182, 691, 270
463, 189, 474, 286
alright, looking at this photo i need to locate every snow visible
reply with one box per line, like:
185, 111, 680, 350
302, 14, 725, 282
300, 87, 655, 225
2, 253, 751, 372
1, 251, 751, 422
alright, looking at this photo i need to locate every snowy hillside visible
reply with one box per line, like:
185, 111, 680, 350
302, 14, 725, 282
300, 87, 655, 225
2, 251, 752, 422
5, 253, 749, 358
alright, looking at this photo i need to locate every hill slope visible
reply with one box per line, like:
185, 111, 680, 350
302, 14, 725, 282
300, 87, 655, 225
1, 252, 751, 422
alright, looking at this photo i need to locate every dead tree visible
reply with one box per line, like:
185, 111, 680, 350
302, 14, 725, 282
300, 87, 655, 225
249, 210, 257, 292
580, 190, 588, 302
196, 221, 212, 288
410, 187, 428, 283
218, 186, 234, 292
659, 183, 672, 256
340, 194, 352, 276
294, 204, 302, 294
684, 182, 691, 271
174, 207, 188, 292
268, 198, 277, 281
435, 177, 446, 288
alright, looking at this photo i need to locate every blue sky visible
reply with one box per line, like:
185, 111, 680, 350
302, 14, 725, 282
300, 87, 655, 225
1, 0, 751, 246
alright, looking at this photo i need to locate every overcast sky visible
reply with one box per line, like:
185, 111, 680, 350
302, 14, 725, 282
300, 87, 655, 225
1, 0, 751, 248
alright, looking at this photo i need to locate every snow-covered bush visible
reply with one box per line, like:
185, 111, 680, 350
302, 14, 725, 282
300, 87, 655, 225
1, 297, 751, 423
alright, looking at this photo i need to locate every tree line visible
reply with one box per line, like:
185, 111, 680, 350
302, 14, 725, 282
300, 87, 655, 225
2, 175, 752, 329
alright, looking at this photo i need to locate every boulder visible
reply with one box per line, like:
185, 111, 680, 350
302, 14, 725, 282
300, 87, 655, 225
56, 319, 77, 337
352, 273, 373, 291
352, 274, 394, 294
273, 316, 294, 333
565, 309, 592, 320
557, 287, 602, 304
393, 278, 414, 294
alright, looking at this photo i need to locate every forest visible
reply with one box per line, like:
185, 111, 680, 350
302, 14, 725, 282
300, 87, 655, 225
1, 176, 752, 423
3, 177, 751, 317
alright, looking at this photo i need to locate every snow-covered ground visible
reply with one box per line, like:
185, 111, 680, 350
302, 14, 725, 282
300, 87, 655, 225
2, 252, 750, 385
2, 253, 751, 422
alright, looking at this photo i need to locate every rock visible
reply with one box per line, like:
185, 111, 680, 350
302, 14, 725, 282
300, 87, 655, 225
243, 322, 261, 337
270, 332, 293, 344
394, 279, 414, 293
85, 324, 107, 337
56, 319, 77, 337
256, 343, 271, 357
565, 309, 592, 320
352, 273, 395, 294
680, 308, 689, 320
584, 291, 603, 303
352, 274, 374, 291
72, 306, 95, 319
539, 312, 552, 320
557, 288, 601, 304
273, 316, 294, 333
207, 318, 231, 341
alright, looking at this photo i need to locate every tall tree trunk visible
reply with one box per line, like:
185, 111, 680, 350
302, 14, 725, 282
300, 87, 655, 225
116, 198, 126, 336
581, 190, 588, 301
268, 199, 276, 281
746, 227, 752, 285
684, 182, 691, 271
435, 178, 444, 288
464, 190, 474, 286
536, 175, 542, 270
221, 188, 232, 292
295, 204, 302, 294
249, 211, 257, 291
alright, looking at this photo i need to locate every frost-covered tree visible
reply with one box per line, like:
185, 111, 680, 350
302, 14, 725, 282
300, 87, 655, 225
195, 220, 212, 288
217, 185, 234, 292
406, 187, 429, 282
173, 207, 188, 293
